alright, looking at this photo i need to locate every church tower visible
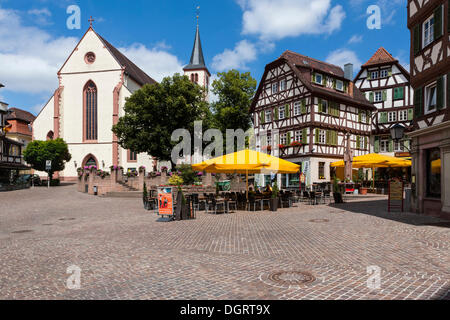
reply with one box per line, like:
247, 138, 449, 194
183, 11, 210, 101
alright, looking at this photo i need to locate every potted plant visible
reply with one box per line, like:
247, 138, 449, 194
270, 182, 279, 211
332, 177, 343, 204
143, 182, 149, 210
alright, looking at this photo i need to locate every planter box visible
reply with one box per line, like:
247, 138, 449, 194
359, 187, 368, 195
333, 192, 343, 204
270, 198, 278, 211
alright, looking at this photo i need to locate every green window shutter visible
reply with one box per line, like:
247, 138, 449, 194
369, 92, 374, 103
301, 99, 306, 114
318, 99, 323, 113
312, 72, 316, 83
322, 76, 327, 86
388, 139, 393, 153
358, 110, 362, 123
413, 24, 421, 56
436, 76, 444, 110
332, 79, 336, 89
326, 130, 330, 145
388, 69, 392, 77
274, 107, 279, 120
393, 88, 398, 99
343, 82, 348, 92
334, 131, 338, 146
380, 112, 387, 124
315, 129, 319, 144
302, 129, 307, 144
328, 102, 334, 115
285, 104, 290, 117
367, 72, 371, 80
398, 86, 404, 99
382, 90, 387, 101
414, 87, 423, 117
261, 111, 265, 124
287, 132, 291, 143
408, 108, 414, 121
364, 136, 368, 149
366, 111, 371, 124
374, 136, 380, 153
434, 5, 443, 39
356, 136, 361, 149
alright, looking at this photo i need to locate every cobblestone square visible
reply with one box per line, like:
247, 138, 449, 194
0, 185, 449, 300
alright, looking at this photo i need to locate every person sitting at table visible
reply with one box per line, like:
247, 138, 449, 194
265, 184, 272, 193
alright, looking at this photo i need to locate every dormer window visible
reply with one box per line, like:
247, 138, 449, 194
380, 69, 390, 78
370, 71, 379, 80
335, 79, 344, 91
280, 79, 287, 91
314, 73, 323, 85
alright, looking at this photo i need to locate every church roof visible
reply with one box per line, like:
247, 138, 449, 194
362, 47, 397, 67
5, 108, 36, 123
183, 25, 208, 72
97, 35, 157, 86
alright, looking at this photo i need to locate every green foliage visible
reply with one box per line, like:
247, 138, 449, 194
211, 69, 257, 137
177, 164, 196, 185
23, 138, 71, 180
333, 176, 341, 193
271, 181, 279, 199
112, 74, 211, 162
168, 174, 184, 187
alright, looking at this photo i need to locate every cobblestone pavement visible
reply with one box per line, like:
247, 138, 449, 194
0, 185, 449, 300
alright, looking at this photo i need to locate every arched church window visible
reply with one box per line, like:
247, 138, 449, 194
190, 74, 195, 82
84, 81, 98, 141
46, 131, 54, 140
195, 73, 199, 83
85, 157, 97, 167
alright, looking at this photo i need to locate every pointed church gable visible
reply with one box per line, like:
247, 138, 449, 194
59, 29, 122, 74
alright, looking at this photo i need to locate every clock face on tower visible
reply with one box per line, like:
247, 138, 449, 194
84, 52, 96, 64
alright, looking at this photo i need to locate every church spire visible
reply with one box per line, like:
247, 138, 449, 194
184, 9, 207, 71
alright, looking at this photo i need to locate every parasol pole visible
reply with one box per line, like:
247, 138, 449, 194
246, 169, 249, 200
372, 166, 375, 190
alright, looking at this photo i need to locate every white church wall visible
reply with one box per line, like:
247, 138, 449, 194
33, 96, 54, 141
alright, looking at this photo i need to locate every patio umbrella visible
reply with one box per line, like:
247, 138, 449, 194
192, 149, 300, 198
330, 154, 411, 189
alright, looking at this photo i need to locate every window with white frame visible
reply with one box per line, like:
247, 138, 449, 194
315, 73, 323, 84
371, 71, 379, 79
361, 112, 367, 123
425, 82, 437, 113
280, 79, 287, 91
380, 140, 389, 152
320, 100, 328, 113
293, 101, 301, 116
388, 111, 397, 122
265, 110, 272, 122
399, 109, 408, 121
335, 79, 344, 91
380, 69, 389, 78
279, 107, 285, 119
295, 130, 303, 142
267, 135, 272, 146
319, 130, 326, 144
394, 141, 404, 152
374, 91, 383, 102
272, 82, 279, 94
280, 133, 287, 145
423, 15, 435, 48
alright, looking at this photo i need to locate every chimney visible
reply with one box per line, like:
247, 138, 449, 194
344, 63, 353, 80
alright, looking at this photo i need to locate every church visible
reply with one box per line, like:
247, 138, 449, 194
33, 19, 210, 181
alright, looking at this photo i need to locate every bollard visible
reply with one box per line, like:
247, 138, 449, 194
405, 188, 411, 212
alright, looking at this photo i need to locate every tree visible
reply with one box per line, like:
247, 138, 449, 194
23, 138, 72, 181
211, 69, 257, 135
112, 74, 211, 165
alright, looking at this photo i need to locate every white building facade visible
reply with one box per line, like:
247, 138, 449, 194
33, 26, 157, 180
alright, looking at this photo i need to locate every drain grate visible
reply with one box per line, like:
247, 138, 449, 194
59, 218, 76, 221
309, 219, 329, 223
268, 271, 316, 286
12, 230, 34, 234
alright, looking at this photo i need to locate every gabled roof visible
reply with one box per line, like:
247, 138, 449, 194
281, 50, 344, 77
5, 108, 36, 123
362, 47, 397, 67
97, 35, 157, 86
250, 51, 376, 113
183, 25, 210, 74
58, 27, 156, 87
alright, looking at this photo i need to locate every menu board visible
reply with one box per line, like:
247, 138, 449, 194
157, 187, 174, 216
388, 180, 404, 212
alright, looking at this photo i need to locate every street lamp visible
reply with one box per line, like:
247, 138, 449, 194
390, 123, 405, 141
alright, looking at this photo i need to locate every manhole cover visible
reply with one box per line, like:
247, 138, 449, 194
309, 219, 329, 223
268, 271, 316, 286
59, 218, 76, 221
12, 230, 33, 234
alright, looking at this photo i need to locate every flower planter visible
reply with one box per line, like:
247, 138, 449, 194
333, 192, 343, 204
270, 198, 278, 211
359, 187, 368, 195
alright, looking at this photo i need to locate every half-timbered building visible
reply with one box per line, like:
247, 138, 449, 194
407, 0, 450, 219
251, 50, 376, 188
355, 47, 415, 156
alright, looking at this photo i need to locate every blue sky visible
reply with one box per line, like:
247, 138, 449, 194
0, 0, 410, 115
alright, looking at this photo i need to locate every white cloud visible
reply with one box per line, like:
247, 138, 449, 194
118, 44, 183, 82
209, 74, 220, 103
239, 0, 346, 40
348, 35, 363, 44
0, 6, 184, 95
212, 40, 257, 72
27, 8, 52, 25
326, 49, 362, 76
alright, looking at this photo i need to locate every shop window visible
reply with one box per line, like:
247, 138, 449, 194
318, 162, 325, 180
426, 148, 441, 198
